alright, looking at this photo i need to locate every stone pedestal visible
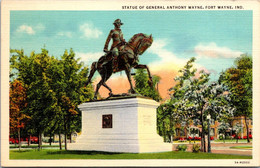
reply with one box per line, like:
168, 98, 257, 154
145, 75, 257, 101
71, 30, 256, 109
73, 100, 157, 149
67, 96, 172, 153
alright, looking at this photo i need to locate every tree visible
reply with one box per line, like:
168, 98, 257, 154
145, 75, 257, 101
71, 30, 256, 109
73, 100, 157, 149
183, 78, 234, 152
157, 102, 177, 142
219, 54, 252, 143
157, 58, 198, 143
10, 48, 94, 150
160, 57, 234, 152
133, 69, 161, 101
233, 122, 243, 143
24, 49, 58, 149
9, 80, 30, 150
217, 122, 230, 143
52, 49, 94, 150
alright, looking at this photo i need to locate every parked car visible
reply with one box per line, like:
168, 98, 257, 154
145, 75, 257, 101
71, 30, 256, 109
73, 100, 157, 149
9, 136, 39, 144
30, 136, 39, 144
9, 138, 18, 144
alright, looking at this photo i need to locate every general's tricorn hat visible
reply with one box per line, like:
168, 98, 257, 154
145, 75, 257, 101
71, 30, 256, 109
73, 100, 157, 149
113, 19, 123, 25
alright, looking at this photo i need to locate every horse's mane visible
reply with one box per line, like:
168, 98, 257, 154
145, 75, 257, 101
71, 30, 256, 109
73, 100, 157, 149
128, 33, 149, 44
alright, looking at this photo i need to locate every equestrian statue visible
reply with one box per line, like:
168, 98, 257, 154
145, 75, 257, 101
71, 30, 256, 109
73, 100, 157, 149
86, 19, 154, 99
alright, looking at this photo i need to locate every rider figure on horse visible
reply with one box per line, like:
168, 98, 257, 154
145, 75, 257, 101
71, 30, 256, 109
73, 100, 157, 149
103, 19, 126, 72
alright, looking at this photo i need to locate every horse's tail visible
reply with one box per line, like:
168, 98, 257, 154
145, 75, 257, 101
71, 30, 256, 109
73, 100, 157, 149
86, 61, 97, 86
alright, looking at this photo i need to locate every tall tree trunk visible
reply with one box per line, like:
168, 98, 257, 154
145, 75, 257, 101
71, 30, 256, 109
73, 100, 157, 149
59, 133, 62, 150
28, 135, 31, 146
201, 104, 208, 153
18, 127, 21, 151
244, 116, 250, 143
40, 133, 43, 149
230, 119, 233, 139
200, 112, 205, 152
64, 122, 68, 150
65, 134, 67, 150
38, 132, 41, 150
170, 116, 173, 143
49, 131, 52, 146
14, 134, 17, 148
203, 133, 206, 152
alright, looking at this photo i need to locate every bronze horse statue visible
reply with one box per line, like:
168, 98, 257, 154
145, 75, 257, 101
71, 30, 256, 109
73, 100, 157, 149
86, 33, 154, 99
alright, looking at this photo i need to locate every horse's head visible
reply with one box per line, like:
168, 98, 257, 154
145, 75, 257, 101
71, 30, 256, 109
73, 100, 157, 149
128, 33, 153, 55
137, 34, 153, 55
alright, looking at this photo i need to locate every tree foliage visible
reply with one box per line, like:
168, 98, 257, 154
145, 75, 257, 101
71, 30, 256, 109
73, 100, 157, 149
9, 48, 94, 150
217, 122, 230, 143
133, 69, 161, 101
157, 57, 234, 152
219, 54, 252, 143
9, 79, 30, 150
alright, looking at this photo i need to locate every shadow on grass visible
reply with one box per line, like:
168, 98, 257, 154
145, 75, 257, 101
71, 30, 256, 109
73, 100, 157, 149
47, 150, 123, 155
11, 150, 33, 153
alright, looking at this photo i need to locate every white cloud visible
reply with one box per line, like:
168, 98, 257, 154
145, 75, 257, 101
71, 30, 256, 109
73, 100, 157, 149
16, 25, 35, 35
35, 23, 45, 31
79, 23, 103, 39
194, 42, 243, 59
147, 39, 188, 72
76, 51, 104, 65
57, 31, 73, 38
16, 23, 45, 35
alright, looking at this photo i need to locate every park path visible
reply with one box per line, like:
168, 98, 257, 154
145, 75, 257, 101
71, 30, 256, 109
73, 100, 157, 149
211, 142, 252, 156
172, 142, 252, 156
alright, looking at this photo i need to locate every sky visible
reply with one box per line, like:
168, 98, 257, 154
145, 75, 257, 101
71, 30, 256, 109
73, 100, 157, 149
10, 10, 252, 99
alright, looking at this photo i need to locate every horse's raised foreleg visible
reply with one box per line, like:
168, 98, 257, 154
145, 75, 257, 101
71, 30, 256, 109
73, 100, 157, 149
134, 64, 153, 87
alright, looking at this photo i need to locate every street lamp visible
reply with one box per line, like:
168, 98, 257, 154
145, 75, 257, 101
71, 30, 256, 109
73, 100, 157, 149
207, 114, 211, 153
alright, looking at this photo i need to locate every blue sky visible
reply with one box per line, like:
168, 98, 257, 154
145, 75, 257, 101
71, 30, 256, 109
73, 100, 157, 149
10, 10, 252, 96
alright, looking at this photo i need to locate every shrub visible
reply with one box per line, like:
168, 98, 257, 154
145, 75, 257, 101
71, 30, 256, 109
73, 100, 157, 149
249, 134, 252, 139
226, 135, 231, 140
243, 136, 247, 139
192, 144, 200, 153
219, 135, 224, 140
210, 136, 214, 140
176, 144, 187, 151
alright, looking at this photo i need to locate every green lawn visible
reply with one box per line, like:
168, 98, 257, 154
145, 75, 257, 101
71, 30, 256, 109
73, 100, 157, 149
230, 146, 252, 150
10, 149, 252, 160
214, 139, 250, 143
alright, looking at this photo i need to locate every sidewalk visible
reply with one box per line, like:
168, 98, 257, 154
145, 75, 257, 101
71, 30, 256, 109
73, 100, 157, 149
172, 142, 252, 156
211, 142, 252, 156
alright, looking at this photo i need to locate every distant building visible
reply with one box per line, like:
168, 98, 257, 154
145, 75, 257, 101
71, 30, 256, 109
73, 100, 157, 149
173, 116, 252, 140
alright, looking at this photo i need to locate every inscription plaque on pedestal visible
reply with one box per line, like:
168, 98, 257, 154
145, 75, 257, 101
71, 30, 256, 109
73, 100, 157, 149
102, 114, 112, 128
